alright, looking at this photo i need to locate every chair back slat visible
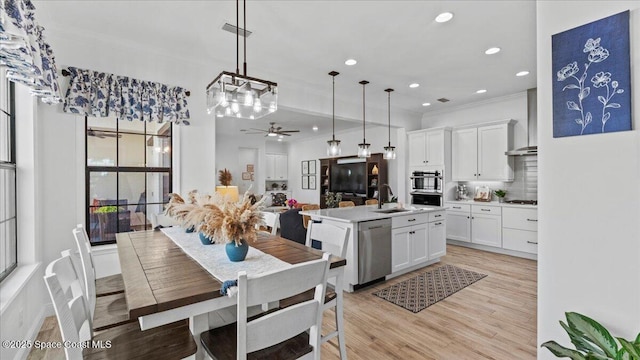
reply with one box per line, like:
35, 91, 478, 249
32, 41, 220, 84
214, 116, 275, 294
44, 254, 93, 360
244, 257, 328, 307
305, 222, 350, 258
72, 226, 97, 318
259, 211, 279, 236
246, 300, 319, 353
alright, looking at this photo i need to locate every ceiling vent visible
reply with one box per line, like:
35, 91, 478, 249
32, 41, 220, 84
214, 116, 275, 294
437, 98, 450, 103
221, 23, 252, 37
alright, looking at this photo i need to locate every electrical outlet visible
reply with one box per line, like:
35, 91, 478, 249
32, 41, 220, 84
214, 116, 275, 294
18, 308, 23, 328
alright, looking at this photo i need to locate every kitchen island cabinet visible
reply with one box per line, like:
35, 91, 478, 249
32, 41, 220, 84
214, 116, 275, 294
301, 205, 446, 291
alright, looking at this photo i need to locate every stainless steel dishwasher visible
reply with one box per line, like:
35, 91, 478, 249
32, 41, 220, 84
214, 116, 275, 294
358, 218, 392, 284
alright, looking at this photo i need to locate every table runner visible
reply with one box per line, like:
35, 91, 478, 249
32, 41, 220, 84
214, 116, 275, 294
161, 227, 291, 284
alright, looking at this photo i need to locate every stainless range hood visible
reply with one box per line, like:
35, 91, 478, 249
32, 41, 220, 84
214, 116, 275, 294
506, 88, 538, 156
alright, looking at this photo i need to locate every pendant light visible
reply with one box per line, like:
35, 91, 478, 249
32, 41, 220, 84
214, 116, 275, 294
205, 0, 277, 119
327, 71, 341, 156
357, 80, 371, 158
383, 88, 396, 160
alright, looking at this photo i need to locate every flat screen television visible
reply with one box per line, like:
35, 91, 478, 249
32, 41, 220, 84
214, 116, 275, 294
331, 162, 366, 195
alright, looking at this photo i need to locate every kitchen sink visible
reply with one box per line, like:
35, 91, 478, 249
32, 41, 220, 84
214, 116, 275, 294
374, 208, 410, 214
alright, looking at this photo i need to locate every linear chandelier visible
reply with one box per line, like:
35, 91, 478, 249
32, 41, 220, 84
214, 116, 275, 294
327, 71, 341, 156
383, 88, 396, 160
205, 0, 277, 119
357, 80, 371, 158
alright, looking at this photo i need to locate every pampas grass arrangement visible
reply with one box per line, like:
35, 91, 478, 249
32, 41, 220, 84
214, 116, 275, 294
165, 189, 266, 245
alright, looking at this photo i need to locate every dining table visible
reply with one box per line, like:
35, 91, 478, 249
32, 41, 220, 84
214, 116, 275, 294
116, 228, 346, 359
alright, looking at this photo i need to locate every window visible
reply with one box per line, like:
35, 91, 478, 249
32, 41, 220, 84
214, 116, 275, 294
0, 73, 17, 282
86, 116, 172, 245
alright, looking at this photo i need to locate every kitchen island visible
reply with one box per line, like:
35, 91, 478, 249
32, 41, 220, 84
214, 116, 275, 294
300, 204, 446, 292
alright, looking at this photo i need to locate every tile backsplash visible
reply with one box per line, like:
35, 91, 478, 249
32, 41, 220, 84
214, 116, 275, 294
458, 156, 538, 201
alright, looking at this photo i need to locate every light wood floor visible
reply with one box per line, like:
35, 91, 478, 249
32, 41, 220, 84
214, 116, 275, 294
29, 244, 537, 360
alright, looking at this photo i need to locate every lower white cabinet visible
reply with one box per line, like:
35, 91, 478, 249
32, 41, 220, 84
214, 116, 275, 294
502, 207, 538, 254
471, 205, 502, 247
445, 204, 471, 242
391, 211, 446, 273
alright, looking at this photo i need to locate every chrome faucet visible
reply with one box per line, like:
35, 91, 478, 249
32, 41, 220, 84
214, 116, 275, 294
378, 184, 394, 209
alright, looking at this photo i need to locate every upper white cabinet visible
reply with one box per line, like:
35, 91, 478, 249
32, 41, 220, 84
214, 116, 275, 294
452, 120, 514, 181
265, 153, 287, 180
408, 128, 450, 168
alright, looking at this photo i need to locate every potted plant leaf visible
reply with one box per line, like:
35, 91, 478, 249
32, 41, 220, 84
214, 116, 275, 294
541, 312, 640, 360
494, 189, 507, 203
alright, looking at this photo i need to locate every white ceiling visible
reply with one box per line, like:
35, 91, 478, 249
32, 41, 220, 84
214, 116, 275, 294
34, 0, 537, 138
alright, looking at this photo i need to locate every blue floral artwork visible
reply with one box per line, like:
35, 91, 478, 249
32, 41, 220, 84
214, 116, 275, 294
552, 11, 631, 137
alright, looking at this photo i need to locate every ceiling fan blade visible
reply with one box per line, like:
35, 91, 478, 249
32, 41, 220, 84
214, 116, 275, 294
248, 128, 268, 132
243, 132, 264, 135
278, 130, 300, 133
281, 133, 292, 136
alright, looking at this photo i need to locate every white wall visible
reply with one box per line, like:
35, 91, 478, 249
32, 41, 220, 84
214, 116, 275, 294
537, 2, 640, 358
287, 125, 407, 204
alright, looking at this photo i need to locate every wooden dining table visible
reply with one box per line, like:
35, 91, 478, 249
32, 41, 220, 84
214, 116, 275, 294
116, 229, 346, 359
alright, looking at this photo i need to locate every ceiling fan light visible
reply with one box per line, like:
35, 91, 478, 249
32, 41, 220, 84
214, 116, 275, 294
267, 132, 277, 137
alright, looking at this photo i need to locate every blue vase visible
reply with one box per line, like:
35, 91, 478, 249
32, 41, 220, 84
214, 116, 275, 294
225, 240, 249, 262
186, 226, 195, 233
199, 232, 213, 245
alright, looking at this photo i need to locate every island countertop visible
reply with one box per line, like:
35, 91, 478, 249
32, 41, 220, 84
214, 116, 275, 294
299, 204, 444, 223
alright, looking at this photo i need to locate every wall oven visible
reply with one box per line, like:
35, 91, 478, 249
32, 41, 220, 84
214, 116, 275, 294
410, 170, 443, 206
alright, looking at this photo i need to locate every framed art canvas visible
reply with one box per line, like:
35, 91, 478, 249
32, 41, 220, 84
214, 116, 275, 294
552, 10, 631, 137
246, 164, 254, 172
308, 160, 316, 175
302, 176, 309, 189
241, 172, 251, 180
309, 176, 316, 190
301, 161, 309, 175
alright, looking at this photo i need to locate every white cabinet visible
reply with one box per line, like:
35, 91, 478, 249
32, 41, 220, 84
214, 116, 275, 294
452, 121, 514, 181
408, 129, 448, 167
265, 154, 287, 180
502, 207, 538, 254
428, 219, 446, 259
391, 211, 446, 273
471, 205, 502, 247
445, 203, 471, 242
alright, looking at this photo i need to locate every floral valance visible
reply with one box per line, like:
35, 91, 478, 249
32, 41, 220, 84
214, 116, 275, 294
0, 0, 61, 103
63, 67, 191, 125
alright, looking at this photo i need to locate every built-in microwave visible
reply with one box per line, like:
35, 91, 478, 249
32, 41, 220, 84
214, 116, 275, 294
411, 192, 443, 207
410, 170, 442, 193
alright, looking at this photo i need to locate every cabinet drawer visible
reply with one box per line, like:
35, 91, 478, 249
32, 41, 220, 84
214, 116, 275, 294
445, 203, 470, 212
502, 207, 538, 231
429, 211, 445, 222
471, 204, 501, 215
392, 213, 429, 228
502, 228, 538, 254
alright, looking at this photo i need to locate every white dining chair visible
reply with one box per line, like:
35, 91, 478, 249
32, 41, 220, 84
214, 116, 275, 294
200, 253, 331, 360
71, 226, 132, 331
44, 252, 197, 360
151, 212, 180, 229
259, 211, 280, 236
73, 224, 124, 296
281, 221, 350, 360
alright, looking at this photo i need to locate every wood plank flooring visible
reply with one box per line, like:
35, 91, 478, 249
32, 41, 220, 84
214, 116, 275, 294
29, 244, 537, 360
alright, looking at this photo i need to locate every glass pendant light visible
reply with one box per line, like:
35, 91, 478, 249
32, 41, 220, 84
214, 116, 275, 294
326, 71, 342, 156
357, 80, 371, 158
383, 88, 396, 160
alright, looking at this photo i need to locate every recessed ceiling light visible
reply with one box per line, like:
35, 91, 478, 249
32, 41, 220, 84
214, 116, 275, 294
516, 71, 530, 77
278, 135, 284, 139
422, 102, 431, 107
409, 83, 420, 88
485, 47, 501, 55
312, 125, 318, 131
476, 89, 487, 94
345, 59, 357, 66
435, 12, 454, 23
277, 138, 283, 142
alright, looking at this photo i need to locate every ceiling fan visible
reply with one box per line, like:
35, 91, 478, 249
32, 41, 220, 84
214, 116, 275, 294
241, 122, 300, 137
88, 128, 121, 138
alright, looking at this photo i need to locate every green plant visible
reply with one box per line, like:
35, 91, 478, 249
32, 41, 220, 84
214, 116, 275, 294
325, 192, 342, 208
95, 205, 121, 213
541, 312, 640, 360
494, 189, 507, 198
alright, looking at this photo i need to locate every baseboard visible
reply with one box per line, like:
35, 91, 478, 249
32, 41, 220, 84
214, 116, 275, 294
16, 304, 52, 360
447, 240, 537, 260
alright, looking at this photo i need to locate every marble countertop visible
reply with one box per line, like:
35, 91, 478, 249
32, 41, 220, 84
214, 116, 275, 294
445, 199, 538, 209
300, 204, 444, 223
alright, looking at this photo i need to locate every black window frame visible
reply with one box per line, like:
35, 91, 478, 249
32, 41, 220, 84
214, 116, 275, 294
85, 116, 173, 246
0, 80, 17, 282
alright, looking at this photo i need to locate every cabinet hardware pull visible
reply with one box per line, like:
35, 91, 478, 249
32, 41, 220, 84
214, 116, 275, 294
408, 219, 416, 222
478, 174, 481, 176
467, 216, 470, 219
473, 174, 477, 176
367, 226, 383, 230
526, 219, 538, 222
453, 206, 461, 209
435, 222, 442, 225
527, 241, 538, 245
481, 209, 490, 212
434, 214, 442, 217
471, 216, 475, 219
409, 231, 415, 234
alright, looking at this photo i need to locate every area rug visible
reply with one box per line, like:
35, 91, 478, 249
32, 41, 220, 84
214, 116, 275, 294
373, 264, 487, 313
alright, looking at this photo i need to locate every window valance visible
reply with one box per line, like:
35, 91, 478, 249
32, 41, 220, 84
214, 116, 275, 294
63, 67, 191, 125
1, 0, 61, 103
